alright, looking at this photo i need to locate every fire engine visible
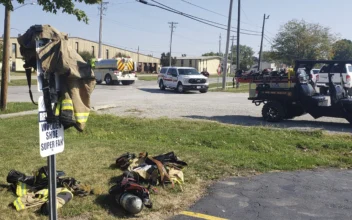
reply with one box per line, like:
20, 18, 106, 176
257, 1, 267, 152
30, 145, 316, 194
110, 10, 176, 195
93, 57, 137, 85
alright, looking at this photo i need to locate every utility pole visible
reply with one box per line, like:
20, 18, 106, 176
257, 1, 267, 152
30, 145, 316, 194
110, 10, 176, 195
236, 0, 241, 73
230, 35, 235, 75
98, 1, 109, 59
258, 14, 270, 71
219, 33, 221, 55
222, 0, 234, 89
168, 22, 177, 66
1, 6, 11, 111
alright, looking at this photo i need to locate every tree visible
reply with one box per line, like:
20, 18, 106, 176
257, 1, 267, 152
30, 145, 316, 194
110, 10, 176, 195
160, 52, 176, 66
115, 52, 128, 58
331, 39, 352, 60
271, 20, 336, 65
0, 0, 100, 23
202, 52, 222, 56
261, 51, 280, 62
78, 51, 95, 62
229, 45, 255, 70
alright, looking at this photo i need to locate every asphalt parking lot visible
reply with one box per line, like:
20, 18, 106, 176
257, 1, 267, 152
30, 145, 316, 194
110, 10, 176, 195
173, 169, 352, 220
7, 79, 352, 133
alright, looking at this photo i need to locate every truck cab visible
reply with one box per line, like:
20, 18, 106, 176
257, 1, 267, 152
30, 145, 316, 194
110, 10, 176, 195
316, 63, 352, 95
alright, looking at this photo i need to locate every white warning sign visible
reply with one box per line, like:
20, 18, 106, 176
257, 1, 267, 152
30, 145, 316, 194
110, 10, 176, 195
38, 96, 64, 157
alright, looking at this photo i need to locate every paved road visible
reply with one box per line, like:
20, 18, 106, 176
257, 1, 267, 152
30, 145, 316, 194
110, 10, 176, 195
7, 79, 352, 133
173, 169, 352, 220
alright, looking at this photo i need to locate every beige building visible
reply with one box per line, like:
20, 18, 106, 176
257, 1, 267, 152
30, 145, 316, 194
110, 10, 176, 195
2, 36, 160, 72
174, 56, 231, 75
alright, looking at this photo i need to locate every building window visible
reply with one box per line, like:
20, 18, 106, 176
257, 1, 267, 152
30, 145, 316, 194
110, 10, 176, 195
12, 43, 17, 57
181, 60, 184, 66
189, 59, 192, 66
75, 42, 79, 52
92, 46, 95, 56
106, 49, 109, 59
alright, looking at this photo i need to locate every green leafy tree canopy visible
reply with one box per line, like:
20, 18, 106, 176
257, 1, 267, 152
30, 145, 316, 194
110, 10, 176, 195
230, 45, 254, 70
202, 52, 222, 57
272, 19, 336, 65
160, 52, 176, 66
78, 51, 95, 62
331, 39, 352, 60
0, 0, 101, 23
115, 52, 128, 58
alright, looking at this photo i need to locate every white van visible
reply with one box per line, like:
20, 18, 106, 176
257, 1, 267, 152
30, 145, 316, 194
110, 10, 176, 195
316, 63, 352, 95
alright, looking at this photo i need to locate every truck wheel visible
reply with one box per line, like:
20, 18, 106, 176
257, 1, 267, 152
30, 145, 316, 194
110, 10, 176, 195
122, 81, 131, 85
96, 80, 102, 85
105, 74, 113, 85
177, 83, 184, 93
159, 80, 166, 90
200, 89, 208, 93
262, 101, 285, 122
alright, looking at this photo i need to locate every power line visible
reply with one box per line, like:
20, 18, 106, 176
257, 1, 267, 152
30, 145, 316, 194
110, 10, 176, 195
140, 0, 261, 36
152, 0, 261, 34
180, 0, 226, 17
264, 34, 274, 42
263, 35, 274, 46
240, 8, 263, 29
179, 0, 262, 33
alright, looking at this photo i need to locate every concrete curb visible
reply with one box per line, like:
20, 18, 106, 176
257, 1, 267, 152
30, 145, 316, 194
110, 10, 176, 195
0, 110, 37, 119
208, 86, 236, 90
91, 104, 119, 111
0, 104, 120, 119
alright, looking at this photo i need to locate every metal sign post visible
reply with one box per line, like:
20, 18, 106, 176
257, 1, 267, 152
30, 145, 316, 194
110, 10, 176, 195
36, 39, 65, 220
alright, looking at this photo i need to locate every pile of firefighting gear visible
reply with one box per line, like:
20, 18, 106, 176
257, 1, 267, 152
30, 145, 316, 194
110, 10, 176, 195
6, 166, 90, 215
111, 151, 187, 214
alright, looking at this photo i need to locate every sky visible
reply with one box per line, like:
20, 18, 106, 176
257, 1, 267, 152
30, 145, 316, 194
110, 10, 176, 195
1, 0, 352, 58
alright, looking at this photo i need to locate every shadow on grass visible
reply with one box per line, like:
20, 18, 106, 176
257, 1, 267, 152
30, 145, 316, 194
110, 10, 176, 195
0, 183, 12, 193
184, 115, 352, 133
94, 194, 133, 218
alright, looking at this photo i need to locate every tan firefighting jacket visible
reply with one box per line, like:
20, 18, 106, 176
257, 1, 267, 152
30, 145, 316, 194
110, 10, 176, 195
13, 182, 73, 211
17, 24, 95, 131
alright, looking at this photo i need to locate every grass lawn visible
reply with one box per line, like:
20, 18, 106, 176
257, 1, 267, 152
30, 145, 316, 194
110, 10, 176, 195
209, 82, 249, 93
208, 74, 235, 78
0, 102, 37, 115
0, 79, 37, 86
0, 114, 352, 219
138, 75, 158, 81
10, 72, 31, 77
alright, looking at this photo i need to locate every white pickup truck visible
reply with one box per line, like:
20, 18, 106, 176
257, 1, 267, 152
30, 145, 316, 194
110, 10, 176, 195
94, 58, 137, 85
157, 67, 209, 93
316, 63, 352, 95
